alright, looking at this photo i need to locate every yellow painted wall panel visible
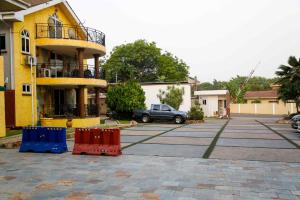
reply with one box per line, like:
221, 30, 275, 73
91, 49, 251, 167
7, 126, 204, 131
40, 117, 100, 128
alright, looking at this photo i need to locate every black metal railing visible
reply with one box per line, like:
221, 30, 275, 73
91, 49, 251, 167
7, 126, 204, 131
42, 104, 98, 118
36, 23, 105, 46
36, 63, 105, 79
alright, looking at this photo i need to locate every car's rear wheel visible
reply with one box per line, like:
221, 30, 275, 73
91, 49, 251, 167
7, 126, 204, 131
174, 116, 183, 124
142, 115, 150, 123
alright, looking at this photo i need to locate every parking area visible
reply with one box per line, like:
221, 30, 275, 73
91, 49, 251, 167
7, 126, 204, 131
66, 115, 300, 162
210, 116, 300, 162
1, 115, 300, 199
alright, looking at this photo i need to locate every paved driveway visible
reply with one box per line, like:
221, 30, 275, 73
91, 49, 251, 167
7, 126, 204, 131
1, 115, 300, 199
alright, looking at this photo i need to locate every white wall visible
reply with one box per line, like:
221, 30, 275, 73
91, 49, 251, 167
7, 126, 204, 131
199, 95, 218, 117
141, 84, 191, 112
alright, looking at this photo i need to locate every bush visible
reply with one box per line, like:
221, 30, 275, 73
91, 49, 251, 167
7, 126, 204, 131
106, 81, 145, 118
188, 102, 204, 120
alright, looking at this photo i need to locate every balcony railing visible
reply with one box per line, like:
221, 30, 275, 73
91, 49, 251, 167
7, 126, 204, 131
42, 104, 97, 118
36, 63, 105, 79
36, 23, 105, 46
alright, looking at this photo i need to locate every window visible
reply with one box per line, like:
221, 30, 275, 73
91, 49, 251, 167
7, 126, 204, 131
21, 30, 30, 54
224, 100, 227, 108
161, 105, 170, 111
152, 105, 160, 111
0, 34, 6, 52
202, 99, 207, 105
22, 84, 31, 94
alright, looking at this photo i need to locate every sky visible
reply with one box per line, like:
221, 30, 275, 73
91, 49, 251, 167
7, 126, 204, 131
68, 0, 300, 82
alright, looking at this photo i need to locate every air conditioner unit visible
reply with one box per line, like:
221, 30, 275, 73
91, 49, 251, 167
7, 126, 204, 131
26, 56, 37, 66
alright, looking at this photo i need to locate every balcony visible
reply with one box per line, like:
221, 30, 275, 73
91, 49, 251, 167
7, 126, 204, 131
35, 23, 106, 58
42, 104, 97, 118
36, 63, 107, 87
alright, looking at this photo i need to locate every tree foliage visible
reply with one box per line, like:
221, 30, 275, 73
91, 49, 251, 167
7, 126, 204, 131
103, 40, 189, 83
275, 56, 300, 112
157, 86, 185, 110
106, 81, 146, 114
198, 76, 277, 103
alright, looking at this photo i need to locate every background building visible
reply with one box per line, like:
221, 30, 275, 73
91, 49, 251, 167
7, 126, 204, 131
194, 90, 230, 117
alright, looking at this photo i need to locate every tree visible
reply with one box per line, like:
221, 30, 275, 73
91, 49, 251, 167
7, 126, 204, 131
157, 86, 184, 110
197, 79, 226, 90
103, 40, 189, 82
106, 81, 146, 115
275, 56, 300, 112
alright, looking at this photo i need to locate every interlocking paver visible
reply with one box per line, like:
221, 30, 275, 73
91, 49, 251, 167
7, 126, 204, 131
217, 138, 295, 149
162, 131, 217, 138
210, 146, 300, 162
144, 136, 213, 145
123, 144, 207, 157
220, 132, 282, 139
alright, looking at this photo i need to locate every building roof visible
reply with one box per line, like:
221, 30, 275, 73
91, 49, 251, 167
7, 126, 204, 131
194, 90, 228, 96
244, 90, 278, 99
23, 0, 51, 7
0, 0, 30, 11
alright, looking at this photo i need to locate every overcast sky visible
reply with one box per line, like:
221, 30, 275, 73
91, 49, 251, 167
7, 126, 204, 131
69, 0, 300, 82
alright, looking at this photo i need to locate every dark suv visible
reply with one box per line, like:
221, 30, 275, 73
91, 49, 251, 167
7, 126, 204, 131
133, 104, 187, 124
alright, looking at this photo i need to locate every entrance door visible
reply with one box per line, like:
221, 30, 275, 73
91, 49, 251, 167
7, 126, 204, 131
5, 90, 15, 128
54, 89, 65, 116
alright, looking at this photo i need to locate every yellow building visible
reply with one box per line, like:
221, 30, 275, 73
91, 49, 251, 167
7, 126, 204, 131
0, 0, 107, 134
230, 85, 297, 115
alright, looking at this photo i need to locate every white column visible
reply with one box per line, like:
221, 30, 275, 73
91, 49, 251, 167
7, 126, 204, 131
272, 103, 275, 115
254, 104, 257, 114
238, 104, 241, 113
291, 103, 294, 114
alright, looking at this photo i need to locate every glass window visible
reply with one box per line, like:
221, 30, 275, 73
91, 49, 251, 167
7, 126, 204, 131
224, 100, 227, 108
202, 99, 207, 105
0, 34, 6, 51
161, 105, 170, 111
22, 84, 31, 93
21, 30, 30, 54
153, 105, 160, 111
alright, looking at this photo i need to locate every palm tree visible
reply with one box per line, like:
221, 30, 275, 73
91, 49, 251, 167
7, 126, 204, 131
275, 56, 300, 113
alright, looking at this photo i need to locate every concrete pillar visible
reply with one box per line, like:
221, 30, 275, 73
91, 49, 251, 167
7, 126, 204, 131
78, 86, 85, 118
95, 88, 100, 117
0, 56, 6, 137
77, 48, 84, 78
94, 54, 100, 79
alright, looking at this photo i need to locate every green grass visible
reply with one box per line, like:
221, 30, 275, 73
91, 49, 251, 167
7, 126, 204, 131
5, 129, 22, 137
118, 120, 131, 124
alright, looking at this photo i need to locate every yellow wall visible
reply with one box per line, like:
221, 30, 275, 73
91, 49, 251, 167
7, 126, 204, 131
231, 100, 297, 115
40, 117, 100, 128
12, 4, 80, 127
0, 57, 5, 137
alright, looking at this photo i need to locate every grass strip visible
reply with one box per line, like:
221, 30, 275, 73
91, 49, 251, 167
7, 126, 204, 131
202, 119, 230, 159
256, 120, 300, 149
121, 124, 186, 150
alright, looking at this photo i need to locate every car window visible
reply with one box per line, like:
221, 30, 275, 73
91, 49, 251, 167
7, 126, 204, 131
161, 105, 170, 111
153, 105, 160, 111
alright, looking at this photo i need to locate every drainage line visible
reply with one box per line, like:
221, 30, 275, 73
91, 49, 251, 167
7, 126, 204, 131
202, 119, 230, 159
121, 124, 187, 150
256, 120, 300, 149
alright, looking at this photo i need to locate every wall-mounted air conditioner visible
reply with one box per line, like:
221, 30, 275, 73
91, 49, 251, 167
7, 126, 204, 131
26, 56, 37, 66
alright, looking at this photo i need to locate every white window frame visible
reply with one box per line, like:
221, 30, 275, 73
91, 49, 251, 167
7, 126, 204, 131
22, 83, 31, 94
21, 30, 30, 54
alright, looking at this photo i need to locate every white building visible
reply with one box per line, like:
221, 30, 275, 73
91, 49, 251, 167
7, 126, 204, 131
194, 90, 230, 117
141, 82, 192, 112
